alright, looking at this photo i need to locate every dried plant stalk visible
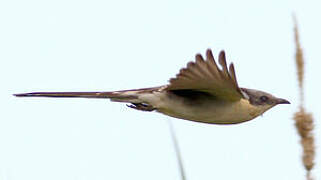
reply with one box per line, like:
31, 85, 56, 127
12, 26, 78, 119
294, 109, 315, 171
293, 16, 315, 180
168, 121, 186, 180
294, 18, 304, 105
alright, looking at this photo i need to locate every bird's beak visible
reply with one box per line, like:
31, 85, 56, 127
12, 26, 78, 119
276, 98, 290, 104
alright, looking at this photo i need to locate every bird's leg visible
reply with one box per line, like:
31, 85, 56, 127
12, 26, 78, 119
126, 103, 156, 112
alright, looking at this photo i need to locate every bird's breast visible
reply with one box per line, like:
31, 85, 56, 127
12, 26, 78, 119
226, 99, 263, 123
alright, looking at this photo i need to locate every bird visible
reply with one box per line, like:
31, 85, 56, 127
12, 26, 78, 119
14, 49, 290, 124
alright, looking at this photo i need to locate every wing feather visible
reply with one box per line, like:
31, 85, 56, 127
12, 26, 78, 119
166, 49, 244, 101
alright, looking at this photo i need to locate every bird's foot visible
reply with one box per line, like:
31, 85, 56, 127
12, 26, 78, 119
127, 103, 155, 112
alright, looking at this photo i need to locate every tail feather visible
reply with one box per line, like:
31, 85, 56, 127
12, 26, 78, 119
14, 87, 161, 105
13, 91, 138, 102
15, 92, 113, 98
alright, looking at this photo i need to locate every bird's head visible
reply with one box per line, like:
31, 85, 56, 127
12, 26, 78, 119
240, 88, 290, 114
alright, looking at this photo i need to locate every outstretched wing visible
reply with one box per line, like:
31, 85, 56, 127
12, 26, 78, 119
165, 49, 244, 101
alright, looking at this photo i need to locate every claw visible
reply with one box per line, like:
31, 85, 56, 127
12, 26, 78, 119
126, 103, 155, 112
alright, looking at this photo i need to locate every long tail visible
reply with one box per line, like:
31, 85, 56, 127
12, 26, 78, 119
13, 91, 139, 102
13, 87, 160, 103
14, 87, 161, 111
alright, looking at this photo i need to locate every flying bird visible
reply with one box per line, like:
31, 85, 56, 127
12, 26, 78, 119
14, 49, 290, 124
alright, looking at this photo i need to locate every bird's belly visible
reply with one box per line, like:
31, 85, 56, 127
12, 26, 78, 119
156, 97, 261, 124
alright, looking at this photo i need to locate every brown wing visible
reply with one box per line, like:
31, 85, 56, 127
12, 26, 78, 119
165, 49, 244, 101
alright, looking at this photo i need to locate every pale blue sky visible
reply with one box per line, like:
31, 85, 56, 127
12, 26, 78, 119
0, 0, 320, 179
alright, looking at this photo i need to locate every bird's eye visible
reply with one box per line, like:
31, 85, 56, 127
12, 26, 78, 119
260, 96, 269, 102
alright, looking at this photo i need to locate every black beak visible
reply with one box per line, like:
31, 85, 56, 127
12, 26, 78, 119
276, 98, 290, 104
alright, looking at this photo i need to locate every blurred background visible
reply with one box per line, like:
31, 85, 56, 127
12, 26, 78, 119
0, 0, 320, 179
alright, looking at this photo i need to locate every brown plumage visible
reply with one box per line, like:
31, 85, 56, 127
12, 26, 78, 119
166, 49, 243, 101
